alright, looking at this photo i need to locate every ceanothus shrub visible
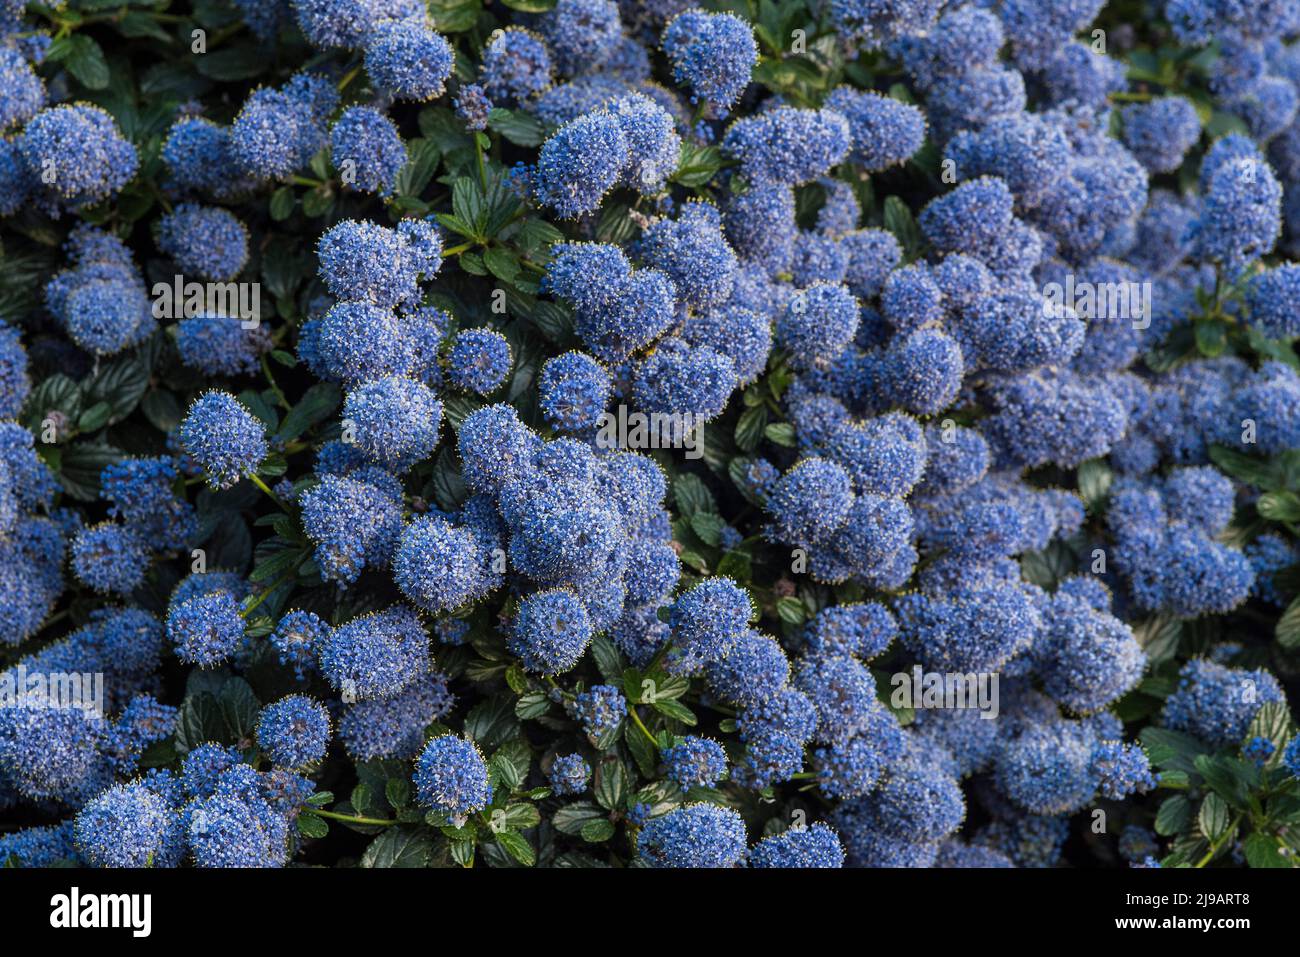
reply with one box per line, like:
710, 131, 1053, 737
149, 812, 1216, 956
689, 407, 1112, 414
2, 0, 1300, 876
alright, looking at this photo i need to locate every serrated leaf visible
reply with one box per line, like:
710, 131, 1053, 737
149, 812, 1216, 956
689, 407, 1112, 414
673, 473, 716, 517
494, 829, 535, 866
386, 778, 411, 809
269, 187, 296, 221
430, 0, 482, 31
580, 818, 615, 843
883, 195, 923, 258
57, 441, 125, 502
1258, 490, 1300, 522
551, 801, 606, 835
503, 803, 541, 829
651, 697, 697, 726
1076, 458, 1113, 509
593, 759, 627, 811
1277, 595, 1300, 649
360, 828, 433, 868
483, 246, 520, 283
776, 596, 806, 625
297, 812, 329, 839
277, 382, 340, 442
1198, 792, 1230, 840
62, 34, 110, 89
194, 45, 269, 82
672, 143, 722, 188
515, 691, 551, 720
1154, 794, 1191, 836
1242, 832, 1288, 868
487, 107, 546, 146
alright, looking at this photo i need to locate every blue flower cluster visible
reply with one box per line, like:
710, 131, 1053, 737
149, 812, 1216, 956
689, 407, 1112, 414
5, 0, 1300, 876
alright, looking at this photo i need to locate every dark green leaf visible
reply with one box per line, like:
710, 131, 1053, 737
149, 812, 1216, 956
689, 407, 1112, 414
297, 812, 329, 839
551, 801, 606, 835
593, 759, 627, 811
57, 441, 125, 501
1198, 792, 1230, 840
487, 108, 546, 147
194, 45, 269, 82
580, 819, 615, 843
673, 473, 716, 516
360, 828, 433, 868
1154, 794, 1191, 836
651, 698, 697, 726
61, 35, 111, 89
494, 829, 535, 866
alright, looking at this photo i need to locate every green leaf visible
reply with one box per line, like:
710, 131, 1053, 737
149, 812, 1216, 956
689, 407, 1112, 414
1194, 319, 1227, 357
1154, 794, 1191, 836
500, 0, 555, 10
580, 819, 616, 843
590, 634, 624, 682
301, 187, 333, 219
61, 35, 110, 89
651, 697, 697, 726
487, 108, 547, 147
764, 422, 797, 447
459, 251, 488, 275
1076, 458, 1113, 509
735, 405, 767, 452
57, 441, 125, 501
883, 195, 924, 258
1242, 832, 1288, 868
277, 382, 340, 441
140, 390, 181, 432
385, 778, 411, 809
1194, 754, 1252, 808
297, 812, 328, 839
673, 473, 716, 516
22, 374, 82, 434
449, 840, 476, 867
1257, 490, 1300, 522
84, 346, 153, 424
626, 719, 657, 778
494, 829, 536, 866
77, 401, 111, 433
269, 187, 296, 221
1278, 595, 1300, 649
116, 11, 174, 42
393, 138, 439, 198
483, 246, 521, 283
515, 691, 551, 720
360, 828, 433, 868
490, 739, 531, 792
1198, 792, 1230, 840
1208, 444, 1280, 489
689, 511, 725, 546
464, 694, 520, 751
194, 45, 269, 82
776, 596, 806, 625
551, 801, 606, 835
503, 803, 541, 829
593, 759, 627, 811
1133, 616, 1183, 666
430, 0, 482, 31
1245, 700, 1292, 756
672, 143, 722, 188
1140, 726, 1206, 772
